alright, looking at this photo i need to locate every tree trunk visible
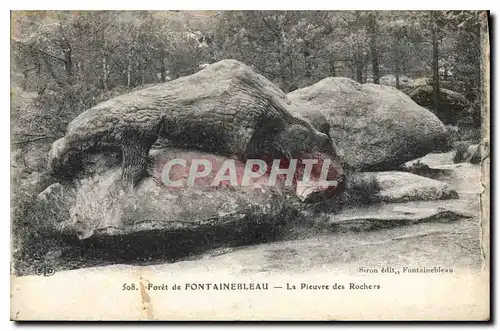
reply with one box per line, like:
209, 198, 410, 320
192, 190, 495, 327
102, 55, 108, 91
368, 13, 380, 84
289, 56, 295, 90
394, 41, 401, 89
64, 46, 73, 80
395, 60, 400, 89
431, 16, 442, 118
363, 59, 368, 83
135, 60, 141, 87
278, 24, 289, 92
127, 61, 132, 89
22, 68, 28, 90
41, 55, 64, 88
303, 43, 311, 78
36, 59, 41, 75
356, 66, 363, 83
160, 50, 166, 83
127, 48, 132, 89
140, 60, 145, 86
330, 58, 336, 77
355, 55, 363, 83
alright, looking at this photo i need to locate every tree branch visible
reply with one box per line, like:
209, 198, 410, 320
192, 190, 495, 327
12, 135, 56, 145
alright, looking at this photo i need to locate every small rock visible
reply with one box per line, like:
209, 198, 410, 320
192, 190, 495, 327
358, 171, 458, 203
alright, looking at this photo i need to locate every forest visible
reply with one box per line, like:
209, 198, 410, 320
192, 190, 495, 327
10, 10, 487, 278
11, 10, 482, 142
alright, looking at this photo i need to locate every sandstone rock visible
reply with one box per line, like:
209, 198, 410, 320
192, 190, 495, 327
453, 144, 481, 164
439, 80, 467, 94
408, 84, 470, 125
288, 77, 449, 171
38, 148, 289, 241
411, 77, 467, 94
379, 74, 414, 89
412, 77, 431, 87
464, 144, 482, 164
48, 59, 345, 202
358, 171, 458, 203
405, 151, 455, 169
328, 200, 473, 232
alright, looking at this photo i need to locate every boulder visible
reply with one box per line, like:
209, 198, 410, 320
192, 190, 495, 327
37, 148, 290, 241
34, 146, 353, 261
358, 171, 458, 203
439, 80, 467, 94
408, 84, 471, 125
412, 77, 431, 87
288, 77, 450, 171
463, 144, 482, 164
379, 74, 414, 90
328, 199, 473, 232
411, 77, 467, 94
47, 59, 345, 202
453, 143, 481, 165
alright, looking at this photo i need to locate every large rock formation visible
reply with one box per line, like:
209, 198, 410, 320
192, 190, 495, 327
37, 144, 351, 240
379, 74, 414, 91
37, 149, 288, 243
408, 84, 471, 125
47, 59, 344, 201
288, 77, 450, 171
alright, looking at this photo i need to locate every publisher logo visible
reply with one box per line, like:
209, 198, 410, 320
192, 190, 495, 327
35, 265, 55, 277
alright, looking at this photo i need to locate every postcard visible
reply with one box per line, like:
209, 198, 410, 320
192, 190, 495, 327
10, 10, 490, 321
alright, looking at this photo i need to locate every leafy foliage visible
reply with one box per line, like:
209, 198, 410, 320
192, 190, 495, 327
12, 10, 483, 138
